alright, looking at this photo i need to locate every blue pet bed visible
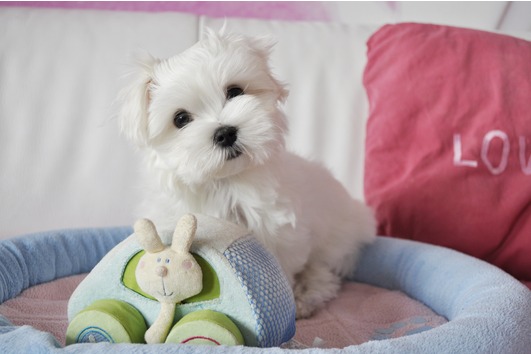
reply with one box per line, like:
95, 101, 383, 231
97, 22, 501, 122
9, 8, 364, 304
1, 227, 530, 353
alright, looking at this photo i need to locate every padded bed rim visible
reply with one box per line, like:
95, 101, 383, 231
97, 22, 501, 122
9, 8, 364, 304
1, 228, 530, 353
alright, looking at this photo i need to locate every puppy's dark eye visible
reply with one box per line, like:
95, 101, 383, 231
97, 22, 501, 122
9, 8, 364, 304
226, 85, 244, 100
173, 110, 192, 129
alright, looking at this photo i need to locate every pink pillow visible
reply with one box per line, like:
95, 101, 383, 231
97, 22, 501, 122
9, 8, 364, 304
363, 23, 531, 282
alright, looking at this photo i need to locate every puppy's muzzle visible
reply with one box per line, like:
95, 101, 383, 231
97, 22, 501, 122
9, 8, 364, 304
213, 125, 242, 160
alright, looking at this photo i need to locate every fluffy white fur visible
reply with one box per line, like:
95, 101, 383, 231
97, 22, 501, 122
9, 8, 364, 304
118, 30, 376, 318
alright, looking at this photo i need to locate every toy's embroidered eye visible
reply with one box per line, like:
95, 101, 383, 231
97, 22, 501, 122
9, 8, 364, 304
226, 85, 244, 100
157, 257, 161, 263
165, 259, 170, 264
173, 110, 193, 129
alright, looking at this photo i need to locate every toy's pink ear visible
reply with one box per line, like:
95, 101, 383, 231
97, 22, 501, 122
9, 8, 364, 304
134, 218, 165, 253
118, 52, 159, 146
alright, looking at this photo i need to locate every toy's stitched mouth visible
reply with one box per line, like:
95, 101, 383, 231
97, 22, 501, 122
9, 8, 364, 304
158, 291, 174, 297
159, 278, 174, 297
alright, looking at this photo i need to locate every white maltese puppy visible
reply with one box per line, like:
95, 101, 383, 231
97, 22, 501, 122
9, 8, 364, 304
118, 30, 376, 318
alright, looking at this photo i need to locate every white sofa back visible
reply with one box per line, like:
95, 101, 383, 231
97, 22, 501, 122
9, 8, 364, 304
0, 8, 374, 239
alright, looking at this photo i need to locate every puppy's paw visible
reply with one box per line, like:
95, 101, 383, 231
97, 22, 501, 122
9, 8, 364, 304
293, 280, 316, 319
294, 294, 317, 319
293, 265, 341, 319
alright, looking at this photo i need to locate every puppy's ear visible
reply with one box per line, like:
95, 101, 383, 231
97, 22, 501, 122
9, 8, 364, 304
272, 75, 289, 103
118, 52, 159, 146
247, 35, 276, 60
246, 36, 290, 103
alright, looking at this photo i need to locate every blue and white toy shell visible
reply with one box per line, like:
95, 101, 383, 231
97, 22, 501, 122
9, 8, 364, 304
66, 214, 296, 347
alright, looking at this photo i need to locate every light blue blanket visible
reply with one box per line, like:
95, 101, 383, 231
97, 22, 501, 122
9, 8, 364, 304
1, 228, 530, 353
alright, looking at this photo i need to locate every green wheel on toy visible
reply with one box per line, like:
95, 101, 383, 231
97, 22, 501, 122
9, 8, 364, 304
165, 310, 244, 346
66, 299, 147, 345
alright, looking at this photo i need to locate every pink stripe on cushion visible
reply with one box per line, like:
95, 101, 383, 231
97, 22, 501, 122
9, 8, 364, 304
0, 1, 333, 21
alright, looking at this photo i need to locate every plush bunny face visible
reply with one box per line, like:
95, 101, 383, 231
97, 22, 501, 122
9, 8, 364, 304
134, 214, 203, 305
136, 248, 202, 304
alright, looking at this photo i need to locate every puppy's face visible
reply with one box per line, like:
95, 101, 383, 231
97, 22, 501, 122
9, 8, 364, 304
119, 32, 288, 186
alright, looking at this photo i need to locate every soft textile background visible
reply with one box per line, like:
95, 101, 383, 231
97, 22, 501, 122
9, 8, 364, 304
0, 7, 372, 239
0, 2, 530, 240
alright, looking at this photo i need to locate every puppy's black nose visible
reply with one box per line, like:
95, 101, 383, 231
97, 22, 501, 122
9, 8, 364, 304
213, 126, 238, 148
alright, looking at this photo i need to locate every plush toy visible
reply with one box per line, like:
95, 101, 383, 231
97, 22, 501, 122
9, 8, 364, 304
66, 213, 296, 347
134, 214, 203, 344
